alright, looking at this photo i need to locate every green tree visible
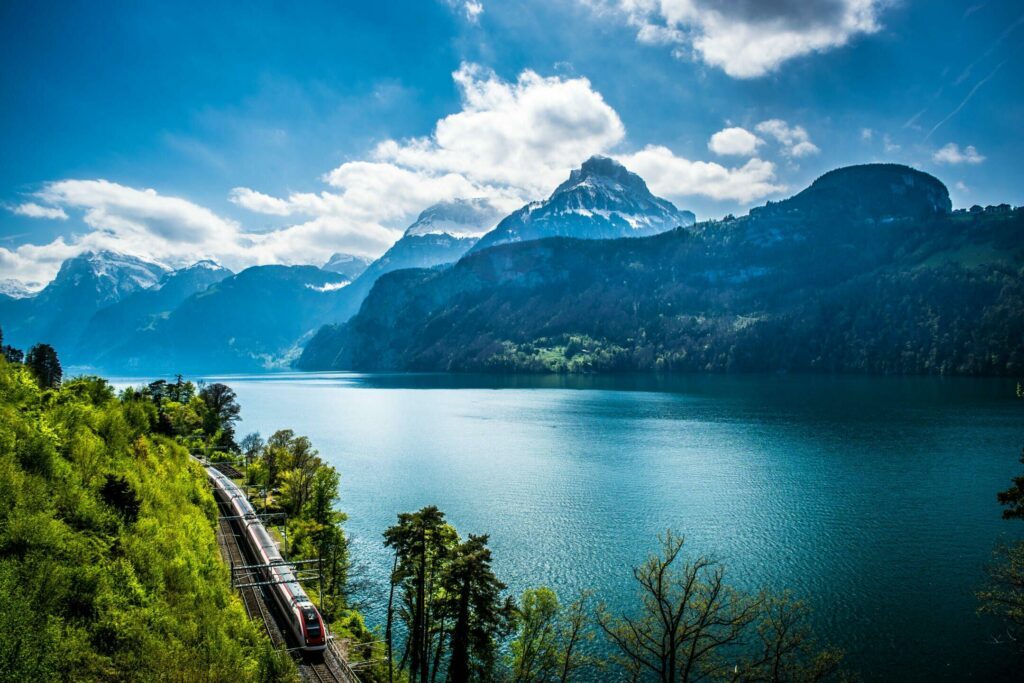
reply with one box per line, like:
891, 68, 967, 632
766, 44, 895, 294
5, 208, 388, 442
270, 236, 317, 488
511, 588, 596, 683
383, 506, 459, 683
445, 534, 515, 683
25, 343, 61, 388
199, 382, 242, 451
511, 587, 561, 681
731, 594, 844, 682
303, 466, 350, 616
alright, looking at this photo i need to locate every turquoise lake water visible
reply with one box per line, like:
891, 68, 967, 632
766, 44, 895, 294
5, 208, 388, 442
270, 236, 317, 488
125, 372, 1024, 680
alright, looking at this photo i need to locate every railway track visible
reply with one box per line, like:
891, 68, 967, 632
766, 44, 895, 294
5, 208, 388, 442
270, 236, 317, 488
214, 495, 356, 683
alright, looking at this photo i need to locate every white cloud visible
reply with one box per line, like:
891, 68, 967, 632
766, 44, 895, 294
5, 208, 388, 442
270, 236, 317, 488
3, 64, 623, 284
11, 202, 68, 220
367, 63, 625, 198
0, 179, 401, 284
3, 63, 799, 285
755, 119, 820, 157
617, 145, 785, 203
860, 128, 873, 141
883, 134, 900, 154
589, 0, 885, 78
932, 143, 985, 165
708, 127, 763, 156
464, 1, 484, 22
445, 0, 484, 23
228, 187, 293, 215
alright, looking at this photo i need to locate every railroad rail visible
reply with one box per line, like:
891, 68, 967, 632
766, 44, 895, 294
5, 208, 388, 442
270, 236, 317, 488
208, 462, 358, 683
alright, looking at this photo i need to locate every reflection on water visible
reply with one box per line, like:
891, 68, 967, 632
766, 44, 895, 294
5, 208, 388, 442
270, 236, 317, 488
113, 372, 1023, 680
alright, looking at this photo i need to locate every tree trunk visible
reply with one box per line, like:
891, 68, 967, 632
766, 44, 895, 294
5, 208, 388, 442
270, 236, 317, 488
386, 553, 398, 683
448, 580, 471, 683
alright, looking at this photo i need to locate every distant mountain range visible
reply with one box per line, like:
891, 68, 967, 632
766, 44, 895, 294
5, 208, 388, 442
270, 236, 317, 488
0, 251, 173, 354
298, 164, 1023, 376
5, 159, 1019, 377
1, 158, 693, 373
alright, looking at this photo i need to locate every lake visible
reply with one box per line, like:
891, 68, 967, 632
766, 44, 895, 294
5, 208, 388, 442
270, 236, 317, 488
124, 372, 1023, 680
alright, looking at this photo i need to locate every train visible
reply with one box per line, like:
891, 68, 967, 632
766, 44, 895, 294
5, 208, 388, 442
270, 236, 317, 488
205, 463, 328, 652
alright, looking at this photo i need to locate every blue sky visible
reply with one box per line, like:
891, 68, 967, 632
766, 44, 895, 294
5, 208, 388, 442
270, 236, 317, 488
2, 0, 1022, 284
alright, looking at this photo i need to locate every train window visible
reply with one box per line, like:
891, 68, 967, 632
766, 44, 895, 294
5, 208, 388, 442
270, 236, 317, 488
303, 608, 321, 635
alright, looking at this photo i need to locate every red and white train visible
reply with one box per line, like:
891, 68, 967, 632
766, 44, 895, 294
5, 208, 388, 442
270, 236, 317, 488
206, 464, 328, 652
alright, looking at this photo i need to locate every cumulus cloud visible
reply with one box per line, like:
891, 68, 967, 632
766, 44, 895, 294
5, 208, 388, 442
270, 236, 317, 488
617, 145, 785, 203
708, 127, 764, 156
11, 202, 69, 220
932, 143, 985, 165
366, 63, 625, 198
755, 119, 820, 157
4, 63, 794, 285
228, 187, 293, 215
588, 0, 885, 78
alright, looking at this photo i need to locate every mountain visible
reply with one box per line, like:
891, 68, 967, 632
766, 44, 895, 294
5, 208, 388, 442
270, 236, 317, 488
297, 164, 1024, 376
322, 253, 373, 280
469, 156, 695, 254
321, 198, 505, 323
404, 197, 503, 237
75, 260, 232, 362
90, 265, 351, 373
0, 250, 170, 352
0, 279, 40, 299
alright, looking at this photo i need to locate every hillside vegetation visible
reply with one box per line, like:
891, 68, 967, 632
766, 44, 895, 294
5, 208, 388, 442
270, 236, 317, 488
299, 165, 1024, 375
0, 358, 293, 682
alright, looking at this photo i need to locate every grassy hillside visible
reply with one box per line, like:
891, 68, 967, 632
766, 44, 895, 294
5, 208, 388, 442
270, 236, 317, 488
0, 359, 294, 682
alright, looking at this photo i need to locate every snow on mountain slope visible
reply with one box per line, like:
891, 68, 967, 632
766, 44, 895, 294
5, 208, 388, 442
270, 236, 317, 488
470, 156, 695, 253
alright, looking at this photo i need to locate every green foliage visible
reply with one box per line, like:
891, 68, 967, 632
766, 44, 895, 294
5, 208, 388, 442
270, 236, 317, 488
510, 587, 598, 682
231, 425, 382, 676
199, 382, 242, 451
305, 195, 1024, 376
977, 389, 1024, 652
977, 542, 1024, 648
445, 533, 516, 682
382, 507, 513, 683
0, 357, 295, 682
25, 342, 62, 388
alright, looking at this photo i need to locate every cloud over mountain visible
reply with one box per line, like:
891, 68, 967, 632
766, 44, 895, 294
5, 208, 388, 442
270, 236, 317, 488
3, 63, 797, 285
587, 0, 886, 78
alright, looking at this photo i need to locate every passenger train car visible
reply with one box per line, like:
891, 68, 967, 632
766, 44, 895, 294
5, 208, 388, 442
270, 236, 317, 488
205, 464, 328, 652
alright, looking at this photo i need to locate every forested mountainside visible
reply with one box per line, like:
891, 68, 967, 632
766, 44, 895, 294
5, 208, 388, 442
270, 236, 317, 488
94, 265, 352, 374
0, 361, 288, 681
320, 198, 504, 324
298, 164, 1024, 375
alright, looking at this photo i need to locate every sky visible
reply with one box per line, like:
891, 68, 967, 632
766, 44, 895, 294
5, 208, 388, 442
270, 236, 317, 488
2, 0, 1022, 286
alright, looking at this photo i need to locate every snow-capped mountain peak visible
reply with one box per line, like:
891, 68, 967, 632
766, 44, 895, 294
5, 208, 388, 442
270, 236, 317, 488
47, 250, 171, 305
470, 156, 696, 253
322, 253, 373, 280
403, 198, 506, 238
0, 278, 42, 299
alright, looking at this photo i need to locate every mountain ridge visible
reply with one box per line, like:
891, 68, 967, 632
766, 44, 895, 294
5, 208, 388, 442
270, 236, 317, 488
469, 155, 695, 253
297, 163, 1024, 376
